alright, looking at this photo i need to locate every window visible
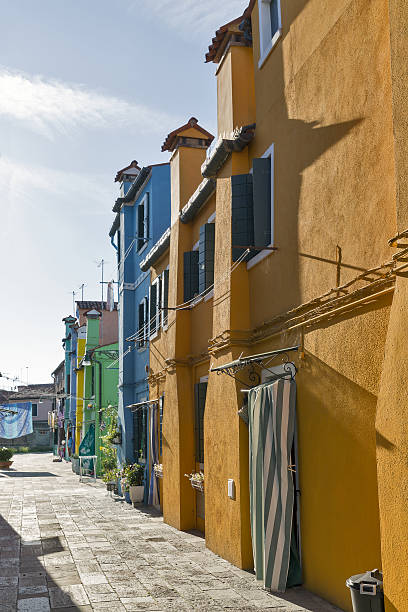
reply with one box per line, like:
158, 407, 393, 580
161, 269, 169, 329
194, 382, 207, 463
149, 276, 161, 338
137, 193, 149, 252
198, 223, 215, 294
184, 223, 215, 302
31, 403, 38, 417
183, 251, 199, 302
258, 0, 282, 68
138, 296, 149, 349
231, 144, 274, 266
133, 406, 148, 462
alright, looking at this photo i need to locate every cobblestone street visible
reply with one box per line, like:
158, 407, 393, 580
0, 454, 343, 612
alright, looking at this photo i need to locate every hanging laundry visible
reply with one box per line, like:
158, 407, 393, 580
0, 402, 33, 439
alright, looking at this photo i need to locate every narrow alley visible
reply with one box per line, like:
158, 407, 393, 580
0, 454, 342, 612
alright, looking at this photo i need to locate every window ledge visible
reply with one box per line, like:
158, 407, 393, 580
258, 29, 282, 69
246, 247, 276, 270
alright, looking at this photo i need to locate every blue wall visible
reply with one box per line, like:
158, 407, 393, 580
115, 164, 170, 465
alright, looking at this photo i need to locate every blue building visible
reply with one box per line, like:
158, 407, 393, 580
62, 315, 76, 455
109, 160, 170, 467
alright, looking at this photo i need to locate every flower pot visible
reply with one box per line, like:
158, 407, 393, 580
129, 485, 144, 504
125, 490, 131, 504
106, 482, 114, 491
191, 479, 204, 493
0, 461, 13, 470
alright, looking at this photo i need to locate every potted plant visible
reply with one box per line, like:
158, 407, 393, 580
154, 463, 163, 478
102, 469, 117, 492
0, 447, 14, 469
185, 471, 204, 493
125, 463, 145, 505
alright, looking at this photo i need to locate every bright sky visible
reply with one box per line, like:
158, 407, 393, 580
0, 0, 246, 389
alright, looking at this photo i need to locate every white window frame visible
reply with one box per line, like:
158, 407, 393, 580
137, 193, 149, 254
247, 143, 275, 270
258, 0, 282, 69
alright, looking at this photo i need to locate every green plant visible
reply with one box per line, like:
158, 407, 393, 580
102, 469, 118, 484
123, 463, 144, 487
0, 447, 14, 461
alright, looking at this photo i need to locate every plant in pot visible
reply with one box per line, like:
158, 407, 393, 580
185, 471, 204, 492
102, 469, 118, 492
0, 447, 14, 469
126, 463, 145, 505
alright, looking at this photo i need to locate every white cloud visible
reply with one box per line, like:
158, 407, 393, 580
0, 155, 114, 230
0, 68, 178, 139
135, 0, 246, 37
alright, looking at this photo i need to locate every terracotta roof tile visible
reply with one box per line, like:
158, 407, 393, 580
205, 0, 255, 63
161, 117, 214, 152
114, 160, 140, 183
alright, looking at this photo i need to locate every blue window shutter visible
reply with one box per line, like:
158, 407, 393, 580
143, 193, 149, 244
253, 157, 272, 247
199, 223, 215, 293
183, 251, 199, 302
161, 269, 169, 328
137, 202, 144, 250
270, 0, 280, 38
231, 173, 254, 261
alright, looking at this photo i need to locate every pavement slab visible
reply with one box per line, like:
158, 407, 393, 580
0, 453, 344, 611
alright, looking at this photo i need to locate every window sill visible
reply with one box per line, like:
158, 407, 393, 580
246, 247, 276, 270
258, 29, 282, 70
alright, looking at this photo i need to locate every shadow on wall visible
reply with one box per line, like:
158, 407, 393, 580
296, 350, 382, 608
249, 0, 365, 323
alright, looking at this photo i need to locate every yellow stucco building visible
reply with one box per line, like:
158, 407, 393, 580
143, 1, 408, 610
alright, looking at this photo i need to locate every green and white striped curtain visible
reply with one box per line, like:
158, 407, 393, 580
248, 378, 297, 592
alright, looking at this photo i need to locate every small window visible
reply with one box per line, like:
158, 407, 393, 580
31, 403, 38, 417
137, 193, 149, 252
259, 0, 281, 67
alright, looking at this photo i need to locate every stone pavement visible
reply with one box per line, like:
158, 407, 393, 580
0, 453, 343, 612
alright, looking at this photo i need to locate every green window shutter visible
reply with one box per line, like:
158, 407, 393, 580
183, 251, 199, 302
161, 269, 169, 328
231, 173, 254, 261
253, 157, 272, 247
194, 382, 207, 463
149, 282, 157, 337
199, 223, 215, 294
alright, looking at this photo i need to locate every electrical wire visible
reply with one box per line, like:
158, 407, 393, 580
125, 248, 250, 344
